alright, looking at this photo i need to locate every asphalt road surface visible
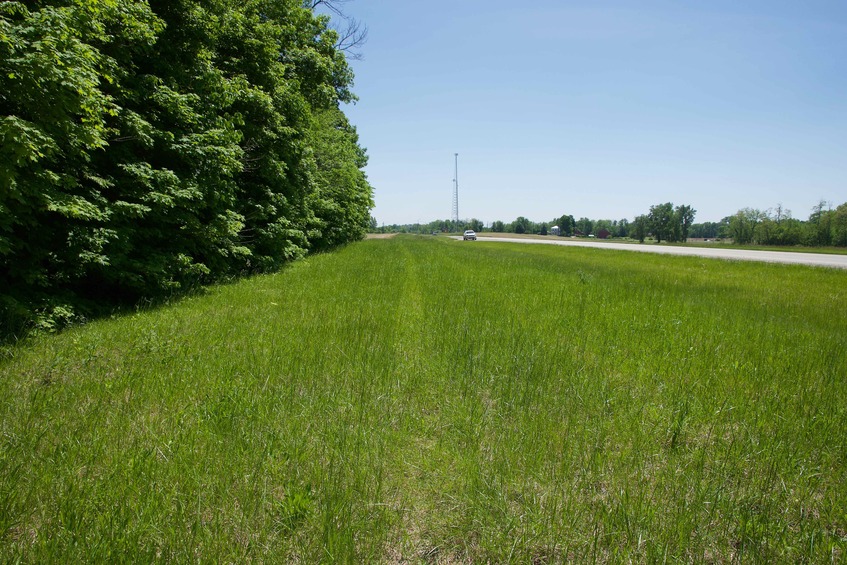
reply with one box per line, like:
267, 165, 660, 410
452, 236, 847, 270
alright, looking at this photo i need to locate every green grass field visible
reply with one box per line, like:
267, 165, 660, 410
2, 236, 846, 562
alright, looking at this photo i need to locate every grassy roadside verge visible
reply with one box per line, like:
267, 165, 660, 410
679, 242, 847, 255
448, 231, 847, 255
1, 235, 846, 562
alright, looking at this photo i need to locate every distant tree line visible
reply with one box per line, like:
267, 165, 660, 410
374, 202, 696, 242
373, 199, 847, 249
1, 0, 373, 334
719, 201, 847, 246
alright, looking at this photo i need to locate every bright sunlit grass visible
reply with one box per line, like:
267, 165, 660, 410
1, 235, 845, 562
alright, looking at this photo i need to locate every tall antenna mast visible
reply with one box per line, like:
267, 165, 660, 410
451, 153, 459, 225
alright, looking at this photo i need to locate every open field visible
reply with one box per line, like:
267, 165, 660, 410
1, 236, 846, 562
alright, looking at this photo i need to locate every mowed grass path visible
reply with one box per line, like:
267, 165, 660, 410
1, 236, 846, 562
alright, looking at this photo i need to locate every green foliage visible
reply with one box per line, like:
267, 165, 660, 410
615, 217, 629, 237
712, 202, 847, 247
511, 216, 531, 234
0, 0, 373, 337
675, 204, 695, 241
646, 202, 696, 243
688, 220, 727, 240
729, 208, 764, 245
631, 214, 648, 243
555, 214, 575, 236
648, 202, 674, 242
806, 199, 833, 246
0, 1, 133, 334
388, 202, 845, 251
307, 108, 373, 250
576, 216, 593, 236
465, 218, 483, 232
833, 202, 847, 247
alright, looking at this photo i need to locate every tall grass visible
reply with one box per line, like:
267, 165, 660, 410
1, 235, 845, 562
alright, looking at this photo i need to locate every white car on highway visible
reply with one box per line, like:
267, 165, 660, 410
463, 230, 477, 241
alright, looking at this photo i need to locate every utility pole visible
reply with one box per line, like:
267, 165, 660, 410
451, 153, 459, 226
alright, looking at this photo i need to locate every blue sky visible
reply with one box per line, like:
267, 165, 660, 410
337, 1, 847, 225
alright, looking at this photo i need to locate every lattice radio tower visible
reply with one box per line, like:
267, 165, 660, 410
451, 153, 459, 225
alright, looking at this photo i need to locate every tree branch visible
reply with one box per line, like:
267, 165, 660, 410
304, 0, 367, 59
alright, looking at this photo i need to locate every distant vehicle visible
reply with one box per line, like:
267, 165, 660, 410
463, 230, 477, 241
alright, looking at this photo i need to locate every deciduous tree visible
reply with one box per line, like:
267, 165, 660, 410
1, 0, 373, 335
648, 202, 674, 243
675, 204, 696, 242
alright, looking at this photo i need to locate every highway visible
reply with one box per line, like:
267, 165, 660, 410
453, 236, 847, 270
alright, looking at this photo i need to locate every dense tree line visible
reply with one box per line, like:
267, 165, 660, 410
377, 215, 635, 239
390, 204, 692, 241
378, 199, 847, 250
1, 0, 373, 334
721, 201, 847, 246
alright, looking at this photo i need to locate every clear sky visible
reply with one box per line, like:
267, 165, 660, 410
337, 0, 847, 225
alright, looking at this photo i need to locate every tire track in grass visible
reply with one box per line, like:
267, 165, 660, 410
381, 238, 442, 561
381, 237, 487, 562
384, 237, 539, 561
